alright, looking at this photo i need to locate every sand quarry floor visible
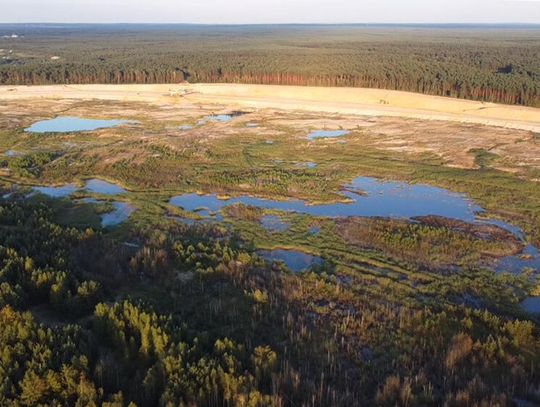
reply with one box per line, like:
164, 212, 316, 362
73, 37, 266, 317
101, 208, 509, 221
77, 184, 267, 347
1, 83, 539, 175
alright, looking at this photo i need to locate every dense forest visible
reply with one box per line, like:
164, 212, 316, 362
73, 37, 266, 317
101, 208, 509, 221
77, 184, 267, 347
1, 191, 539, 405
0, 24, 539, 106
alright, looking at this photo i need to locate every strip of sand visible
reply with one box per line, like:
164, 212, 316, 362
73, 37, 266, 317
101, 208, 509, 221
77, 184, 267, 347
1, 83, 539, 132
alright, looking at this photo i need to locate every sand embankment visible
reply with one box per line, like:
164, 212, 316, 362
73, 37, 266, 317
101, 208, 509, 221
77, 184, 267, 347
1, 83, 539, 132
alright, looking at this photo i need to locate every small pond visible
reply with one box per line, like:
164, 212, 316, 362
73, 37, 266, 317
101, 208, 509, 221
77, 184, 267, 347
101, 202, 135, 227
296, 162, 318, 169
4, 150, 20, 157
84, 179, 127, 195
308, 130, 349, 140
260, 215, 290, 233
207, 114, 234, 123
33, 184, 78, 198
79, 198, 134, 227
309, 226, 321, 235
29, 179, 133, 227
179, 125, 194, 131
25, 117, 133, 133
258, 249, 323, 273
198, 112, 247, 125
32, 179, 126, 198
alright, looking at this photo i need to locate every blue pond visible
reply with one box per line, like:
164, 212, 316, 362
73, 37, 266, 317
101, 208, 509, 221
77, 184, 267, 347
101, 202, 135, 227
79, 198, 134, 227
308, 130, 349, 140
258, 249, 322, 273
30, 179, 133, 227
33, 184, 78, 198
260, 215, 290, 233
25, 117, 133, 133
170, 176, 482, 222
33, 179, 126, 198
84, 179, 127, 195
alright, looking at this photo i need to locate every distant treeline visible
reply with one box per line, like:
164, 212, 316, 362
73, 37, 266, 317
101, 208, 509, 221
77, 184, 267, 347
0, 25, 539, 106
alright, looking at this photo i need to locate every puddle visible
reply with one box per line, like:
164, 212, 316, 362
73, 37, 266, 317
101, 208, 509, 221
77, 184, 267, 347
78, 198, 134, 227
522, 297, 540, 314
4, 150, 21, 157
207, 114, 234, 123
296, 162, 318, 169
258, 249, 322, 273
84, 179, 126, 195
308, 130, 349, 140
179, 125, 193, 131
25, 117, 133, 133
198, 111, 247, 124
101, 202, 135, 227
246, 123, 259, 128
260, 215, 290, 233
170, 176, 482, 222
309, 226, 321, 235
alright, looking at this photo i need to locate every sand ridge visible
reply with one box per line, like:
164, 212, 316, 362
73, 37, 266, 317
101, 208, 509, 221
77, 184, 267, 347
0, 83, 539, 133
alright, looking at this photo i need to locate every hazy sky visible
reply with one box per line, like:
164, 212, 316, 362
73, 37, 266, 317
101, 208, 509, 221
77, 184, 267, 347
2, 0, 540, 24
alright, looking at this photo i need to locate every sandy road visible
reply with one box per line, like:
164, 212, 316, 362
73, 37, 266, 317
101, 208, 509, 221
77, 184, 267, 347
1, 83, 539, 132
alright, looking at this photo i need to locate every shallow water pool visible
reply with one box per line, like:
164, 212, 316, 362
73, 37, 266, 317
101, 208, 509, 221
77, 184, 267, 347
25, 117, 133, 133
260, 215, 290, 233
84, 179, 127, 195
307, 130, 349, 140
101, 202, 135, 227
33, 184, 78, 198
258, 249, 322, 273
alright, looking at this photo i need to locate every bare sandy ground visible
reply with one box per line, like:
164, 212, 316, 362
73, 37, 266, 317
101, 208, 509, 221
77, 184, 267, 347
1, 83, 539, 132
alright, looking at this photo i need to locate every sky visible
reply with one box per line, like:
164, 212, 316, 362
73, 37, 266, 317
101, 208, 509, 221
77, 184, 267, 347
1, 0, 540, 24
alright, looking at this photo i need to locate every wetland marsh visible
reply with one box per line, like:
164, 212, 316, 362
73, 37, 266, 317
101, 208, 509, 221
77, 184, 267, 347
1, 82, 540, 406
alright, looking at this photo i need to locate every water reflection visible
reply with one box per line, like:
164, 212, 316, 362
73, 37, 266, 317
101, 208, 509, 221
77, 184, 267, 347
258, 249, 322, 273
26, 117, 133, 133
84, 179, 127, 195
308, 130, 349, 140
170, 176, 482, 222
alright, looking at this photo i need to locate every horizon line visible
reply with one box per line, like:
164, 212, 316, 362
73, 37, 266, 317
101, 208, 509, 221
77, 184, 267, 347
1, 22, 540, 26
